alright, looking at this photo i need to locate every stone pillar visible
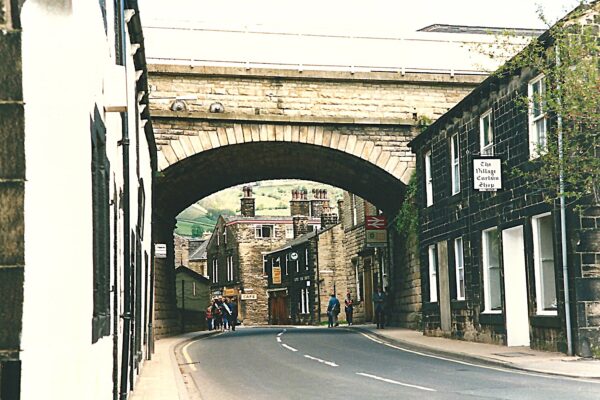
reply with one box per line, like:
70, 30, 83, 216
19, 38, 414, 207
153, 216, 180, 338
240, 186, 255, 217
320, 212, 338, 229
293, 216, 309, 238
290, 189, 310, 216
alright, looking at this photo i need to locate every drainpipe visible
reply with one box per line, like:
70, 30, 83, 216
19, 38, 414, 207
556, 44, 573, 356
118, 0, 133, 397
315, 232, 321, 324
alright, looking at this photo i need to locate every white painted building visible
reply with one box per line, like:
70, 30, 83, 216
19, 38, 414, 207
15, 1, 156, 399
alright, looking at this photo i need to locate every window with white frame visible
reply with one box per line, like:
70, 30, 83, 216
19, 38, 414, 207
450, 133, 460, 195
255, 224, 274, 238
300, 288, 309, 314
284, 254, 289, 275
262, 255, 267, 275
305, 248, 309, 270
454, 238, 465, 300
482, 228, 502, 312
223, 228, 227, 245
285, 225, 294, 239
351, 194, 358, 225
217, 229, 220, 246
532, 213, 557, 314
226, 256, 234, 282
480, 110, 494, 155
425, 150, 433, 206
528, 74, 547, 158
211, 259, 218, 283
192, 282, 197, 296
428, 245, 438, 302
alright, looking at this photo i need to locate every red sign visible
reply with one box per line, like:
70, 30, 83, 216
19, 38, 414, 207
366, 216, 387, 230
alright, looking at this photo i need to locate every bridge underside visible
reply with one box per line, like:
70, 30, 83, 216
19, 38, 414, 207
156, 141, 407, 219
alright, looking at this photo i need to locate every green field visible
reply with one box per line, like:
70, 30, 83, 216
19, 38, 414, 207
175, 180, 343, 236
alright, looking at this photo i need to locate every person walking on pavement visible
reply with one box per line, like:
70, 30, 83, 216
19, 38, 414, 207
228, 298, 238, 331
344, 291, 354, 326
327, 293, 340, 328
205, 303, 213, 331
372, 286, 386, 329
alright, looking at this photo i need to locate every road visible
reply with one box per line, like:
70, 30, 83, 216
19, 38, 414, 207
178, 327, 600, 399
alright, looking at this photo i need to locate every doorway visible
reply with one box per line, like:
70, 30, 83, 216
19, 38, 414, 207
269, 292, 289, 325
502, 226, 530, 347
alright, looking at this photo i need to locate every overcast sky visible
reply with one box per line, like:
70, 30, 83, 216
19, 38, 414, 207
138, 0, 582, 34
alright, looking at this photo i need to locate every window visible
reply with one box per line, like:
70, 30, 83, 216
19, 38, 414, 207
450, 133, 460, 195
482, 228, 502, 312
285, 225, 294, 239
262, 255, 267, 275
425, 151, 433, 206
223, 228, 227, 245
226, 256, 234, 282
300, 288, 310, 314
480, 110, 494, 155
255, 224, 274, 238
211, 259, 218, 283
532, 213, 557, 315
284, 254, 289, 275
455, 238, 465, 300
193, 282, 197, 296
351, 194, 358, 225
529, 75, 547, 158
91, 107, 111, 343
217, 229, 220, 246
305, 248, 309, 270
428, 245, 438, 302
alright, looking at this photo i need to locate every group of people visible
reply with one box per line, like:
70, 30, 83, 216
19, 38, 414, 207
326, 286, 387, 329
206, 297, 238, 332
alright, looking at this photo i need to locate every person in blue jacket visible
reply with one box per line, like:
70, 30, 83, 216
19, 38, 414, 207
327, 293, 340, 328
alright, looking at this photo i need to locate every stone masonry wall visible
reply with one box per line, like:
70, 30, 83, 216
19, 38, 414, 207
316, 224, 346, 321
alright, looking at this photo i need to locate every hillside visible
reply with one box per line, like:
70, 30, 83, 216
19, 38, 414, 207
175, 180, 343, 236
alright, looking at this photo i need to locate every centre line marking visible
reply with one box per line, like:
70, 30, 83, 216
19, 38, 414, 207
276, 337, 282, 343
281, 344, 298, 352
356, 372, 436, 392
277, 329, 286, 337
304, 354, 339, 367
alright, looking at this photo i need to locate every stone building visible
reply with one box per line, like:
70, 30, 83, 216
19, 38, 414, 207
175, 266, 210, 332
264, 213, 345, 325
206, 187, 321, 324
409, 3, 600, 355
0, 1, 157, 399
174, 233, 210, 276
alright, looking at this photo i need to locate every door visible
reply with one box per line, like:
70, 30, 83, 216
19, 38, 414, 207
270, 293, 289, 325
437, 241, 451, 333
502, 226, 530, 346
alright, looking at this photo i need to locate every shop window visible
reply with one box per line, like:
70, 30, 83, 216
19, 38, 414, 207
482, 228, 502, 312
428, 245, 438, 302
454, 238, 465, 300
532, 213, 557, 315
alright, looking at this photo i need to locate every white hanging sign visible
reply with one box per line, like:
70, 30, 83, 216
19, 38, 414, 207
473, 158, 502, 191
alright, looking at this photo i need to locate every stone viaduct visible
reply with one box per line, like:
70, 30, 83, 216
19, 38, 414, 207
148, 64, 485, 336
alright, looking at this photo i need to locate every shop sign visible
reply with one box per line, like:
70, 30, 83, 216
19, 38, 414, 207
473, 158, 502, 191
272, 266, 282, 284
241, 293, 258, 300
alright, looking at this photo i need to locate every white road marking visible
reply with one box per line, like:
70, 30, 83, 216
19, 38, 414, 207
276, 337, 282, 343
356, 372, 436, 392
277, 329, 286, 337
281, 344, 298, 352
304, 354, 339, 367
181, 341, 197, 372
359, 332, 600, 384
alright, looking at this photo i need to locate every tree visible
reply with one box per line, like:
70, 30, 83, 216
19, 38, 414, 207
487, 2, 599, 206
191, 224, 205, 237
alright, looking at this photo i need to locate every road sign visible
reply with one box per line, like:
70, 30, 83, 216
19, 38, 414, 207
155, 243, 166, 258
366, 230, 388, 247
290, 252, 298, 261
241, 293, 257, 301
366, 216, 387, 230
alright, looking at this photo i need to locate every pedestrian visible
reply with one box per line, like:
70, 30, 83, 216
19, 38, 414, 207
229, 298, 238, 331
220, 297, 231, 331
344, 291, 354, 326
372, 286, 386, 329
212, 300, 222, 331
205, 303, 213, 331
326, 293, 340, 328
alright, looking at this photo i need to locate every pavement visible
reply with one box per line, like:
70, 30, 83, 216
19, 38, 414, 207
129, 325, 600, 399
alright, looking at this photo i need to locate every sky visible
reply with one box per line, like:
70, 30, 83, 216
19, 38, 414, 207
138, 0, 583, 34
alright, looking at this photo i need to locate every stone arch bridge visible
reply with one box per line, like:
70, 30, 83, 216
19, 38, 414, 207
149, 64, 484, 336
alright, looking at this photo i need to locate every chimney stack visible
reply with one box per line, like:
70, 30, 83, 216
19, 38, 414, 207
293, 215, 309, 238
310, 188, 330, 218
240, 186, 255, 217
320, 212, 339, 229
290, 188, 310, 216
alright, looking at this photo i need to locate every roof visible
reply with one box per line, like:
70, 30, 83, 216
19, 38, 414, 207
175, 266, 210, 282
189, 240, 209, 261
263, 222, 341, 255
418, 24, 544, 37
223, 215, 321, 225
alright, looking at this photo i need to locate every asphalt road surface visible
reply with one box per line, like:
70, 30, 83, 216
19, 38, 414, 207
179, 327, 600, 400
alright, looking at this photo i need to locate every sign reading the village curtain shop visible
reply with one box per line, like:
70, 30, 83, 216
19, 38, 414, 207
272, 266, 282, 284
473, 158, 502, 191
